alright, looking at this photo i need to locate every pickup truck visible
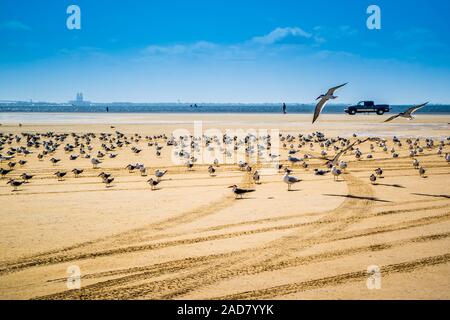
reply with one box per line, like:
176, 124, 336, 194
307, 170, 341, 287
345, 101, 390, 115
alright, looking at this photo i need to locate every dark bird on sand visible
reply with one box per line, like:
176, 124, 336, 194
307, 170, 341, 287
54, 171, 67, 181
7, 179, 24, 191
228, 185, 255, 199
147, 178, 160, 190
20, 173, 34, 182
72, 168, 84, 178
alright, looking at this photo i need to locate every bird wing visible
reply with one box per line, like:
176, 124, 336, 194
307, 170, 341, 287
312, 98, 328, 124
326, 83, 348, 96
331, 137, 375, 164
384, 114, 400, 123
404, 102, 428, 116
288, 176, 299, 183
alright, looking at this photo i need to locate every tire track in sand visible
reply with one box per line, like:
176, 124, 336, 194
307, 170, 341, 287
216, 253, 450, 300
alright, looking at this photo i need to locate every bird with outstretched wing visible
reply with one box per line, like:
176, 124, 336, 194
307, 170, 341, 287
312, 83, 347, 124
384, 102, 428, 122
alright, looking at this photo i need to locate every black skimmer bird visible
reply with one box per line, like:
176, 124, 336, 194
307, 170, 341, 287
314, 168, 328, 176
370, 174, 377, 184
18, 160, 27, 166
7, 179, 24, 191
98, 172, 111, 179
419, 167, 426, 177
20, 173, 34, 182
283, 172, 300, 191
312, 83, 347, 124
208, 165, 216, 176
147, 178, 160, 190
384, 102, 428, 122
375, 168, 383, 177
54, 171, 67, 181
50, 158, 61, 165
7, 162, 16, 169
72, 168, 84, 178
253, 170, 260, 184
102, 176, 114, 187
228, 185, 255, 199
0, 168, 13, 179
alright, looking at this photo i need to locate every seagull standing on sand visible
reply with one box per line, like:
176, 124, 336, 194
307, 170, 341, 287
331, 166, 342, 181
155, 169, 167, 180
283, 172, 300, 191
384, 102, 429, 122
312, 83, 348, 124
91, 157, 101, 168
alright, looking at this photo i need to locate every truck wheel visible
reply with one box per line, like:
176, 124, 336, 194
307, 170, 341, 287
376, 109, 384, 115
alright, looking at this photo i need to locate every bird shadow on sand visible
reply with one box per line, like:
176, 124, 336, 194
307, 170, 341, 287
323, 193, 392, 203
411, 193, 450, 199
372, 183, 405, 188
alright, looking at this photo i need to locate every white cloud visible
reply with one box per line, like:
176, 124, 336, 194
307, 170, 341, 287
0, 20, 31, 31
251, 27, 312, 45
143, 41, 217, 55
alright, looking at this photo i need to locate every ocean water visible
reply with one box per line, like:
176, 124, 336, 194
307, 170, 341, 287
0, 104, 449, 114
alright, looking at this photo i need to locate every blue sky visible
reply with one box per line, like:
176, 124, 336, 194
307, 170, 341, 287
0, 0, 449, 103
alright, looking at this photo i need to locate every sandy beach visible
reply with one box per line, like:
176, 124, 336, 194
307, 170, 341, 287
0, 113, 449, 300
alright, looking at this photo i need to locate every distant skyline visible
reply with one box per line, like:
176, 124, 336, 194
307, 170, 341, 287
1, 0, 450, 104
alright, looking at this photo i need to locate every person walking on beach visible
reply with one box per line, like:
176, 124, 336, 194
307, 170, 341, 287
282, 103, 287, 114
106, 106, 109, 112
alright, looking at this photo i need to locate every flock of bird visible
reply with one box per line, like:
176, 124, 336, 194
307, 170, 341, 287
0, 83, 447, 198
0, 128, 449, 197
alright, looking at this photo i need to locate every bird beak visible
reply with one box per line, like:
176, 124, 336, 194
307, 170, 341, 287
228, 185, 234, 188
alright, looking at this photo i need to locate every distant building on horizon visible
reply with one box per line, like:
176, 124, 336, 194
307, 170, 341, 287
69, 92, 92, 107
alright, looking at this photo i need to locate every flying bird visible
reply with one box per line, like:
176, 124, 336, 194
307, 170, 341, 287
384, 102, 429, 122
312, 83, 348, 124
